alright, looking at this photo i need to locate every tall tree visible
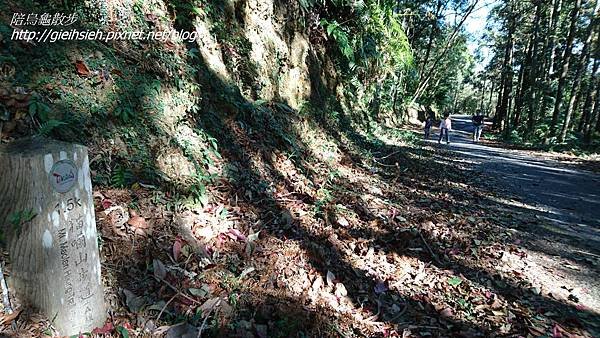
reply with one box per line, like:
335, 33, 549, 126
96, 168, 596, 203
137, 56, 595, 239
545, 0, 563, 78
559, 2, 598, 142
525, 0, 544, 135
411, 0, 479, 104
494, 0, 515, 131
549, 0, 581, 138
581, 57, 600, 142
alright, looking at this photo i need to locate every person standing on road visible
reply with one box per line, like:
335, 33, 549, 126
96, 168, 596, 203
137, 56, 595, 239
438, 112, 451, 144
472, 110, 485, 142
424, 113, 434, 139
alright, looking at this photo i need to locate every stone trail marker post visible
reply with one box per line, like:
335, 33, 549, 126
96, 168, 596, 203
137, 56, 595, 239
0, 137, 106, 335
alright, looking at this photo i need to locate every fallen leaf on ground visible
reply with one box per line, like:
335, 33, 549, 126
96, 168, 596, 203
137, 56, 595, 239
116, 326, 130, 338
188, 287, 208, 297
166, 322, 198, 338
326, 271, 336, 286
199, 297, 221, 314
335, 282, 348, 297
312, 276, 324, 292
127, 215, 148, 234
92, 322, 114, 334
440, 307, 453, 318
75, 60, 90, 76
173, 240, 182, 261
101, 198, 113, 210
0, 309, 21, 325
123, 289, 145, 313
111, 68, 123, 77
228, 228, 247, 241
248, 230, 260, 242
153, 258, 167, 279
239, 267, 255, 279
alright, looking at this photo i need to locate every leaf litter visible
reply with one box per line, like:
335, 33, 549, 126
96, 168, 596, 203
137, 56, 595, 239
4, 121, 598, 337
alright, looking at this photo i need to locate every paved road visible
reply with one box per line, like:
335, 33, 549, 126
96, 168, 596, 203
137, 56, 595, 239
428, 115, 600, 314
428, 115, 600, 253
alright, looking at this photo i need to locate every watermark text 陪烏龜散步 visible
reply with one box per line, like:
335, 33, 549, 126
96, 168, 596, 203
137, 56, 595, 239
11, 12, 78, 26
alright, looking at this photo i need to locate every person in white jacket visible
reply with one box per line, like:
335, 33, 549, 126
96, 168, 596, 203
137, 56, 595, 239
438, 112, 451, 144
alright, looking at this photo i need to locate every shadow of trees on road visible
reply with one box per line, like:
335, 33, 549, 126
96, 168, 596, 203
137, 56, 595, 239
174, 40, 600, 335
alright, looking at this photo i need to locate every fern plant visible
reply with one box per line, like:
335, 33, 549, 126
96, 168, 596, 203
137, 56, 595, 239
28, 94, 52, 121
111, 166, 135, 187
188, 169, 216, 207
113, 105, 135, 123
38, 119, 67, 136
299, 0, 318, 12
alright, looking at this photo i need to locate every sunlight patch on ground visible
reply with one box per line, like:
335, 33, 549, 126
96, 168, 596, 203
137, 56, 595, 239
431, 158, 475, 171
486, 195, 550, 214
497, 248, 600, 314
294, 120, 343, 164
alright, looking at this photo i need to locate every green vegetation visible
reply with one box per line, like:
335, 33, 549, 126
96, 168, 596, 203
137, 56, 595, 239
475, 0, 600, 150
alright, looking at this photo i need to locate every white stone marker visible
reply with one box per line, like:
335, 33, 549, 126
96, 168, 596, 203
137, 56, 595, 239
0, 137, 106, 335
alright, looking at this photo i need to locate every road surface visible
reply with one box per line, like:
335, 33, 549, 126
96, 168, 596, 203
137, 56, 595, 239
428, 115, 600, 313
431, 115, 600, 244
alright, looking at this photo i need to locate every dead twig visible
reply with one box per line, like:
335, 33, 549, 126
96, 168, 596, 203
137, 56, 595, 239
387, 303, 408, 323
365, 295, 383, 322
573, 250, 600, 259
418, 231, 443, 266
197, 299, 218, 338
374, 150, 403, 160
373, 158, 399, 167
397, 323, 442, 330
153, 276, 202, 305
156, 293, 177, 322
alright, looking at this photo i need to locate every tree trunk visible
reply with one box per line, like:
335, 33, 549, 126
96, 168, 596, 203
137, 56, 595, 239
523, 1, 542, 136
392, 73, 400, 115
479, 77, 487, 111
495, 14, 514, 131
558, 9, 596, 142
411, 0, 479, 104
594, 91, 600, 133
452, 83, 461, 113
0, 137, 106, 336
590, 81, 600, 135
546, 0, 562, 77
494, 78, 505, 128
550, 0, 581, 137
534, 0, 557, 126
579, 81, 592, 132
513, 40, 529, 128
582, 62, 600, 143
487, 79, 495, 116
505, 88, 514, 138
419, 0, 446, 77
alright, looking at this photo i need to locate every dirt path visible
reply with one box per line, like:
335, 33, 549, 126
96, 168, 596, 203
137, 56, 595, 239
428, 115, 600, 314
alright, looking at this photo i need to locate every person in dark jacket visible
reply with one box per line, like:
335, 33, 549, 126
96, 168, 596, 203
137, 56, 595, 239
424, 113, 434, 139
472, 109, 485, 142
